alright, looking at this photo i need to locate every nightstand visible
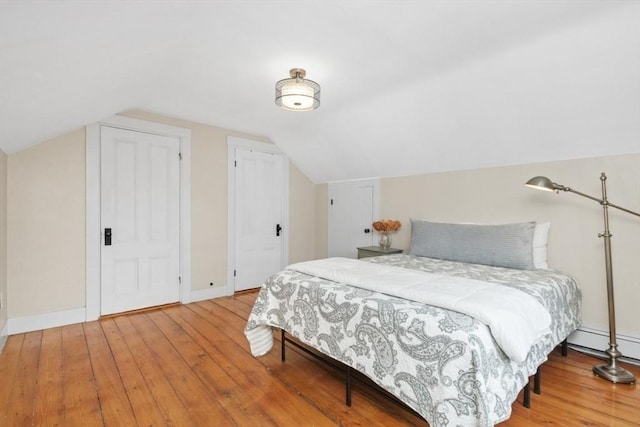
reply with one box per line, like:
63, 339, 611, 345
357, 246, 403, 259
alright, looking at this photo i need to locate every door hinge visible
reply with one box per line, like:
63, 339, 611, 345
179, 152, 182, 160
234, 269, 236, 277
234, 160, 237, 167
331, 198, 334, 205
179, 276, 182, 284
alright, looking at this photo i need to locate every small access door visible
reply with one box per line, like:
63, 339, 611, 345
328, 179, 380, 258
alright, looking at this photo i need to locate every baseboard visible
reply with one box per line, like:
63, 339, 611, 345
568, 325, 640, 366
4, 287, 232, 336
190, 286, 231, 303
0, 321, 8, 353
7, 307, 86, 335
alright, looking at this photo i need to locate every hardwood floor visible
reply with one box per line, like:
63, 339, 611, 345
1, 291, 638, 426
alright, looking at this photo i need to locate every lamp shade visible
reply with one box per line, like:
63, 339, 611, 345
525, 176, 556, 191
275, 68, 320, 111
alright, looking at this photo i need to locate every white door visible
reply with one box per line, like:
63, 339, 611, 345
100, 126, 181, 315
233, 148, 285, 291
328, 179, 380, 258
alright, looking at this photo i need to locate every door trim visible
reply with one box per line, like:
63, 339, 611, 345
227, 137, 289, 295
86, 115, 191, 321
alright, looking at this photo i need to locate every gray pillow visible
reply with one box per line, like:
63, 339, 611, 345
409, 219, 537, 270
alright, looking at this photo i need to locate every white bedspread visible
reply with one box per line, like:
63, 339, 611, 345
287, 257, 551, 363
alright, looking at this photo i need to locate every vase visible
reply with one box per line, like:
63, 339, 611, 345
379, 231, 391, 250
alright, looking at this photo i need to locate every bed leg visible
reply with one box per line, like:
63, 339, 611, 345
534, 368, 541, 395
523, 381, 531, 408
346, 366, 352, 407
281, 329, 286, 362
562, 339, 568, 357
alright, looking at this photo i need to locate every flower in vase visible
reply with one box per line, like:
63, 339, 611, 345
372, 219, 401, 249
372, 219, 401, 232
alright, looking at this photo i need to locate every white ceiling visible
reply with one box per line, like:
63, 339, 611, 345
1, 1, 638, 183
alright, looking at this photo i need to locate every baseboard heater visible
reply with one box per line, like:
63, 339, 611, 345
568, 326, 640, 366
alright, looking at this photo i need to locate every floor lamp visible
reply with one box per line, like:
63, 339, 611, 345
525, 172, 637, 384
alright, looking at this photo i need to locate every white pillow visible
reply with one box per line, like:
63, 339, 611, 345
532, 222, 550, 269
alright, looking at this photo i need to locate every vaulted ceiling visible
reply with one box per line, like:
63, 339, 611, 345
1, 1, 638, 183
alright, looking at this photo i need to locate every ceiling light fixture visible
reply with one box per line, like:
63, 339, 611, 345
275, 68, 320, 111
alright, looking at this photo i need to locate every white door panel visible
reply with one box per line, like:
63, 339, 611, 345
328, 179, 379, 258
234, 148, 285, 291
100, 126, 181, 315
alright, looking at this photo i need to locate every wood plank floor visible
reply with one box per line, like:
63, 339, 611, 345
1, 290, 638, 426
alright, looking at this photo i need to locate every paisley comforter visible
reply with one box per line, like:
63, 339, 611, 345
245, 254, 581, 426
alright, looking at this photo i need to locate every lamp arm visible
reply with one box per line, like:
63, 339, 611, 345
608, 202, 640, 218
561, 188, 640, 218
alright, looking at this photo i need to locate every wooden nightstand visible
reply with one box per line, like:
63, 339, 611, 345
357, 246, 403, 259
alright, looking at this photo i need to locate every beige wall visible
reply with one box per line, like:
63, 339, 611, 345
6, 110, 319, 320
0, 149, 7, 337
289, 165, 317, 264
7, 131, 86, 318
378, 154, 640, 337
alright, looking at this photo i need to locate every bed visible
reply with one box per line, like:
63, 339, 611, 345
245, 220, 582, 426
